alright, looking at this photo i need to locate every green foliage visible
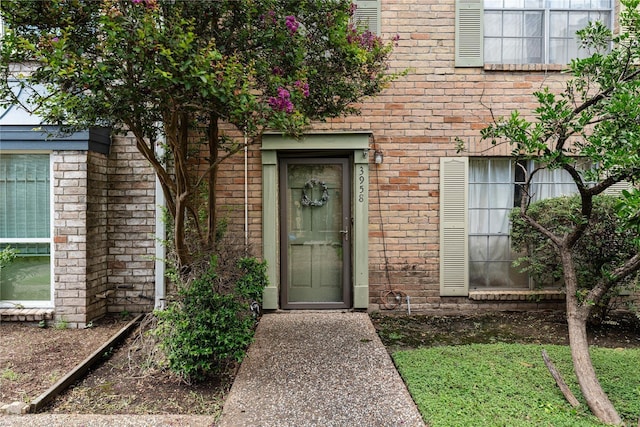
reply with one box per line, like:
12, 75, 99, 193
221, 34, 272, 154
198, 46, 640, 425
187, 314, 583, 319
155, 255, 267, 382
1, 366, 19, 381
616, 188, 640, 248
0, 245, 18, 270
0, 0, 401, 265
511, 195, 639, 321
394, 344, 640, 427
476, 5, 640, 420
55, 320, 69, 330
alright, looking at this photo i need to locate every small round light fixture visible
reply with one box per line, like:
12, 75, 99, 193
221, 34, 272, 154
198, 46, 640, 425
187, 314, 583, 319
374, 150, 384, 164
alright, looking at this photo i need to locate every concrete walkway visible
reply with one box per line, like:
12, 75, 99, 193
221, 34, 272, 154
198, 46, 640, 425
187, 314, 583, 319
0, 311, 424, 427
218, 311, 425, 427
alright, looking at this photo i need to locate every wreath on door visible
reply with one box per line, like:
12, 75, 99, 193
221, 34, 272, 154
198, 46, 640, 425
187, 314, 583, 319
301, 178, 329, 207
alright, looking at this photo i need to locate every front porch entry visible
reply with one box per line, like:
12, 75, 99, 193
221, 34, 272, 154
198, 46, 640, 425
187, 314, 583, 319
280, 157, 351, 309
261, 133, 370, 310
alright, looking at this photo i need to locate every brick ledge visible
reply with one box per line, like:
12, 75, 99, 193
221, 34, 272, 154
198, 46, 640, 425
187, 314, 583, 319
469, 290, 565, 301
483, 63, 565, 72
0, 308, 55, 322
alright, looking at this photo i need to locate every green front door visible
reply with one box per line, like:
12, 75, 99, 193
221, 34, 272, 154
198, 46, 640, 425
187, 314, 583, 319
280, 157, 351, 309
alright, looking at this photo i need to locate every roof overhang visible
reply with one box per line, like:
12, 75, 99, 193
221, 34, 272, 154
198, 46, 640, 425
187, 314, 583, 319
0, 125, 111, 154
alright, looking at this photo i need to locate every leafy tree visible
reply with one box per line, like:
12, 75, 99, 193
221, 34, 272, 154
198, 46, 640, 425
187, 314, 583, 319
0, 0, 399, 267
510, 195, 639, 323
479, 1, 640, 424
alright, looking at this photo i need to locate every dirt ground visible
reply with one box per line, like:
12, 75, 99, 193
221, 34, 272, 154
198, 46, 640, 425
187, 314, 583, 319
370, 310, 640, 351
0, 316, 126, 405
1, 310, 639, 416
43, 314, 230, 416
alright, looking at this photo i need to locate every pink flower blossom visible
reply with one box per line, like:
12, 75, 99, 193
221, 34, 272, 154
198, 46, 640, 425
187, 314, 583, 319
346, 24, 382, 50
269, 87, 294, 113
294, 80, 310, 98
132, 0, 157, 8
285, 15, 299, 35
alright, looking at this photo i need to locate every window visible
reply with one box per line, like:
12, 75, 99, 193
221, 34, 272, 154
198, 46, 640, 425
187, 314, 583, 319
455, 0, 613, 66
468, 158, 577, 289
0, 154, 52, 304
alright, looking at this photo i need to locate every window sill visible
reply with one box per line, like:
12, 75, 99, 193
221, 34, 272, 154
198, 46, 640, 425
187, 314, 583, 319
483, 64, 565, 72
469, 289, 565, 301
0, 308, 54, 322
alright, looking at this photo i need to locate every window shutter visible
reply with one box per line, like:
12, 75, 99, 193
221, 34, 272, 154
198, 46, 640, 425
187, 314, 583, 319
455, 0, 483, 67
440, 157, 469, 296
604, 180, 632, 195
354, 0, 380, 35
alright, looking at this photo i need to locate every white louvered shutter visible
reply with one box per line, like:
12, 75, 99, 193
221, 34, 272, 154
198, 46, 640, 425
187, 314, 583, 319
455, 0, 483, 67
604, 180, 633, 195
354, 0, 380, 35
440, 157, 469, 296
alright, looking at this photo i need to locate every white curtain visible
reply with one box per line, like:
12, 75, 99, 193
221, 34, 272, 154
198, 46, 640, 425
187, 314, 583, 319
469, 159, 578, 289
530, 167, 577, 201
469, 159, 518, 288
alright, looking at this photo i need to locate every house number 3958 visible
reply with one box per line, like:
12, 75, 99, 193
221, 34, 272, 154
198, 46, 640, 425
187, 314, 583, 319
358, 166, 365, 203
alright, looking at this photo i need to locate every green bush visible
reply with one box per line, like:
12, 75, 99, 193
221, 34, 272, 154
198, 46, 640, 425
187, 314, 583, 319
511, 195, 638, 321
155, 255, 267, 382
0, 245, 17, 270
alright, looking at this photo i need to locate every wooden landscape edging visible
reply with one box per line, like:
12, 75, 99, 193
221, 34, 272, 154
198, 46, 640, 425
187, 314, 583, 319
28, 314, 143, 413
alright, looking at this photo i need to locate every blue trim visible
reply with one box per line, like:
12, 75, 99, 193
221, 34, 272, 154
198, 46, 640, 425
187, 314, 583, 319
0, 125, 111, 154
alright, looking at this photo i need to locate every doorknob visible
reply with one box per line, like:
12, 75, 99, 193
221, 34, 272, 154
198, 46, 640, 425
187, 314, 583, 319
339, 229, 349, 241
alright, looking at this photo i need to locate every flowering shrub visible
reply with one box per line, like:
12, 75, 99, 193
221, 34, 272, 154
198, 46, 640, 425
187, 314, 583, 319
0, 0, 401, 267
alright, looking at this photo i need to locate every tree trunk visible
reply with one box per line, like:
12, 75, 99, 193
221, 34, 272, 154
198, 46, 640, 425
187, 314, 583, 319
172, 112, 193, 268
566, 313, 621, 425
562, 249, 622, 425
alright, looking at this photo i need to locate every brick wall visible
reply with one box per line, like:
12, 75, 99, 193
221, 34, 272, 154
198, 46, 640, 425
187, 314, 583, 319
214, 0, 577, 313
215, 141, 264, 253
106, 135, 156, 315
86, 151, 109, 321
53, 151, 87, 327
335, 0, 568, 311
52, 151, 106, 327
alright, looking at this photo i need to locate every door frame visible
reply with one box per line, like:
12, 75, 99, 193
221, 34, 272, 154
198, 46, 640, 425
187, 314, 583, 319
279, 156, 351, 309
261, 133, 370, 310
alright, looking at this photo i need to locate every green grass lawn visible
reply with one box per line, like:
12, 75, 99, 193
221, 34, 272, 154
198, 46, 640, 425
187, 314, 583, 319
393, 344, 640, 427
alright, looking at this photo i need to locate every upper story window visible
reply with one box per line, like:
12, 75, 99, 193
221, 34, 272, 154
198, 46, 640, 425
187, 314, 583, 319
455, 0, 613, 67
484, 0, 613, 65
